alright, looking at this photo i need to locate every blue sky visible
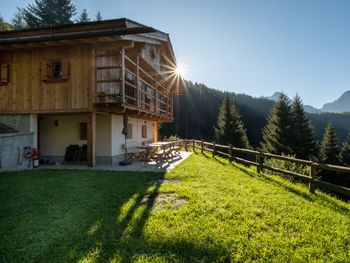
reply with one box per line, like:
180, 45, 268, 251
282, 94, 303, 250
2, 0, 350, 108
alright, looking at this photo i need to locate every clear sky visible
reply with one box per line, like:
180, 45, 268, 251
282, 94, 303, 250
2, 0, 350, 108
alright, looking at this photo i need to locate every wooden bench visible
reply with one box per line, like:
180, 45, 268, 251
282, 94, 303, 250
172, 141, 182, 155
122, 142, 146, 160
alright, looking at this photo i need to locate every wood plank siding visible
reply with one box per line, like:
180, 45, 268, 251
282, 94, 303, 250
0, 45, 92, 113
0, 19, 181, 122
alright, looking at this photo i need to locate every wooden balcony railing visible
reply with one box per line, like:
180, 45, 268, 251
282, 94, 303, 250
95, 49, 173, 120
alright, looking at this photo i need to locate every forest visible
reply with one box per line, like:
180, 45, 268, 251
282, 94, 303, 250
160, 80, 350, 148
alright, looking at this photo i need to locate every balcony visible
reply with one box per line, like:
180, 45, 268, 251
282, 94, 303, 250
94, 49, 173, 122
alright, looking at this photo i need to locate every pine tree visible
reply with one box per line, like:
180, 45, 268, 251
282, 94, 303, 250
340, 133, 350, 166
77, 9, 90, 23
290, 95, 316, 159
215, 95, 249, 148
20, 0, 77, 28
12, 9, 27, 30
95, 11, 102, 21
320, 122, 341, 164
261, 94, 293, 155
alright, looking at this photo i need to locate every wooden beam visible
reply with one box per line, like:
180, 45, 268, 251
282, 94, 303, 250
26, 42, 48, 48
121, 48, 126, 103
136, 55, 140, 108
87, 111, 96, 167
153, 121, 158, 142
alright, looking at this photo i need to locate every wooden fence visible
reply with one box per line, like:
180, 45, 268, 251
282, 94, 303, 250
182, 139, 350, 197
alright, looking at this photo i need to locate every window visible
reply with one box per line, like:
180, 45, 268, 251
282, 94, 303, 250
149, 47, 155, 60
126, 123, 133, 139
142, 124, 147, 138
41, 59, 69, 82
0, 63, 9, 85
79, 122, 87, 140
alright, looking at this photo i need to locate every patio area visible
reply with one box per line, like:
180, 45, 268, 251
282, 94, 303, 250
39, 151, 192, 172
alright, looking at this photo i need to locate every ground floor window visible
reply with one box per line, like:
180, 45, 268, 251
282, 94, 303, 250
142, 124, 147, 138
127, 123, 133, 139
79, 123, 87, 140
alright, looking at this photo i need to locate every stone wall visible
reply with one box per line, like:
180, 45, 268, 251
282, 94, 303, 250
0, 132, 34, 172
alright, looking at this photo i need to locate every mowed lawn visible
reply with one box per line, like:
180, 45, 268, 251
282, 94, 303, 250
1, 154, 350, 262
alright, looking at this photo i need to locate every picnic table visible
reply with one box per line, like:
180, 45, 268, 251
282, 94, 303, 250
137, 141, 181, 161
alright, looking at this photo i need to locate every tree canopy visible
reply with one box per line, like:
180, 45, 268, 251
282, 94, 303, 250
340, 133, 350, 165
320, 122, 341, 164
20, 0, 77, 28
290, 95, 317, 159
215, 95, 250, 148
77, 9, 90, 23
261, 94, 293, 155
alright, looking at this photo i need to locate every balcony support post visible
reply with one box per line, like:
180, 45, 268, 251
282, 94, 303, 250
121, 48, 126, 103
136, 55, 140, 108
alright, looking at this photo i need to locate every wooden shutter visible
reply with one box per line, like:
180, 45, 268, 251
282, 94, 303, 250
61, 60, 69, 80
41, 60, 48, 81
1, 63, 9, 83
47, 62, 53, 80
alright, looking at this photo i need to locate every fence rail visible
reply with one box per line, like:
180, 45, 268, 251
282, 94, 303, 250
182, 139, 350, 197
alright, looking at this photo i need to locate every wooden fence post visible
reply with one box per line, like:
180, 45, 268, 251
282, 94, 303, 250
229, 144, 233, 163
184, 139, 188, 151
212, 142, 216, 157
256, 154, 261, 173
309, 163, 316, 193
192, 140, 195, 152
201, 140, 204, 154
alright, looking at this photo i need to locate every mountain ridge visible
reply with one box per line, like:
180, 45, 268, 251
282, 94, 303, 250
266, 91, 350, 113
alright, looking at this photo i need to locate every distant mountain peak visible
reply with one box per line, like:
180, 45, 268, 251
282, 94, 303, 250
266, 92, 321, 114
321, 90, 350, 113
268, 92, 285, 101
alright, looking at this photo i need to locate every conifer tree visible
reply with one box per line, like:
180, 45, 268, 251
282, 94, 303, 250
95, 11, 102, 21
340, 133, 350, 165
215, 95, 249, 148
77, 9, 90, 23
290, 95, 316, 159
20, 0, 77, 28
261, 94, 293, 155
11, 9, 27, 30
320, 122, 341, 164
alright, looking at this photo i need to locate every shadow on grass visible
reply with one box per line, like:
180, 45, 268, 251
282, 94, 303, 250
0, 169, 227, 262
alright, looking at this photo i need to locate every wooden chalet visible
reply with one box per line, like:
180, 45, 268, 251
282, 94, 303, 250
0, 18, 182, 167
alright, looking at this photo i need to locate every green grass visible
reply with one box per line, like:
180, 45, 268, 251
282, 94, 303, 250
1, 153, 350, 262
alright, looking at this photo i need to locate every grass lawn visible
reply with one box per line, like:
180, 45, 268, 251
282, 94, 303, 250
1, 153, 350, 262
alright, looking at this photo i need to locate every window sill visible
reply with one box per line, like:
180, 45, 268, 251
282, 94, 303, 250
42, 79, 69, 83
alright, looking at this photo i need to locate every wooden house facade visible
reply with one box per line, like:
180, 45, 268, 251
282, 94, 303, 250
0, 19, 182, 167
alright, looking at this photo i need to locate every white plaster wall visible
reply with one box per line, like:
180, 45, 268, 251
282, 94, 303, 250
111, 116, 154, 156
39, 114, 87, 156
39, 113, 153, 158
29, 114, 38, 148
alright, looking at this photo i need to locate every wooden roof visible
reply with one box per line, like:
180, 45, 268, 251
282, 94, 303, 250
0, 18, 177, 66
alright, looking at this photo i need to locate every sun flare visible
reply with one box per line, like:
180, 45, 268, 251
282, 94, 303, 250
174, 62, 188, 77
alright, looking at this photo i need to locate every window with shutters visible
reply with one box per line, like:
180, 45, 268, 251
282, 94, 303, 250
0, 63, 10, 85
41, 59, 69, 82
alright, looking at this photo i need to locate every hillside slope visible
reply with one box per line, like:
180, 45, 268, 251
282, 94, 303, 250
1, 154, 350, 262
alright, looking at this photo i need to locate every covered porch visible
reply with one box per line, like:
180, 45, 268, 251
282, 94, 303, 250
37, 112, 157, 167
